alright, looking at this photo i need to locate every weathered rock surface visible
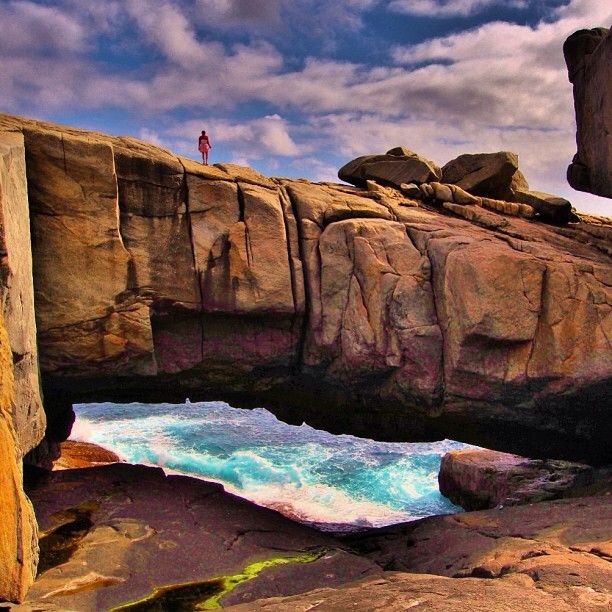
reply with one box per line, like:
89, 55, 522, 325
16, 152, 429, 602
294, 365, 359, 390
339, 152, 442, 188
0, 113, 610, 466
564, 27, 612, 198
438, 448, 612, 510
227, 571, 585, 611
52, 441, 121, 470
514, 189, 578, 224
344, 496, 612, 611
0, 131, 43, 602
19, 463, 379, 610
441, 151, 527, 201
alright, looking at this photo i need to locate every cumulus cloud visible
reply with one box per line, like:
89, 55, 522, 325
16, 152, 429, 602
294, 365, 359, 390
0, 0, 87, 54
168, 114, 302, 158
0, 0, 610, 214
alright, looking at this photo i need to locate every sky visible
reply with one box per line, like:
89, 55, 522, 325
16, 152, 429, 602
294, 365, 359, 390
0, 0, 611, 215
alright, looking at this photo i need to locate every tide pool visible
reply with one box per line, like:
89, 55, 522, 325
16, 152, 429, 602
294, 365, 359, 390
71, 401, 467, 531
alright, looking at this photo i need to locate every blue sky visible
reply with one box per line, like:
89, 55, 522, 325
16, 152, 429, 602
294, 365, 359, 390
1, 0, 610, 214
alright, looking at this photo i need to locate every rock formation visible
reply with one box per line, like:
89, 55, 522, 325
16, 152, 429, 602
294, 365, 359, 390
342, 496, 612, 611
564, 27, 612, 198
0, 131, 44, 602
438, 448, 611, 510
0, 114, 609, 473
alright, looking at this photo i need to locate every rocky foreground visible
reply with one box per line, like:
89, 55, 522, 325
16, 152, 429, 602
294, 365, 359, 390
5, 459, 610, 611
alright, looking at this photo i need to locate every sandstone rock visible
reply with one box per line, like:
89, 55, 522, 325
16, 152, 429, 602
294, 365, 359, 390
0, 310, 37, 602
514, 189, 577, 223
564, 28, 612, 198
227, 571, 580, 611
345, 496, 612, 611
438, 448, 610, 510
339, 153, 441, 189
441, 151, 522, 200
386, 146, 414, 156
449, 184, 479, 205
0, 113, 610, 465
21, 463, 379, 610
400, 183, 422, 198
479, 196, 535, 218
0, 132, 45, 453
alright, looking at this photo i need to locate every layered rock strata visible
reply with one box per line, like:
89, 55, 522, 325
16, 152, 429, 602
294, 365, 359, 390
0, 131, 43, 601
564, 27, 612, 198
0, 113, 610, 467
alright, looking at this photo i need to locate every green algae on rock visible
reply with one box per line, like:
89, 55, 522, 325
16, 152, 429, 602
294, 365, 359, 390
111, 549, 328, 611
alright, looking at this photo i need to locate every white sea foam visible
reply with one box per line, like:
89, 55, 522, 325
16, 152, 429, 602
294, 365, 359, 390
70, 401, 468, 529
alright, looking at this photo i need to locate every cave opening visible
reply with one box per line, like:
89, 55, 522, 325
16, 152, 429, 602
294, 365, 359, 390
60, 399, 467, 532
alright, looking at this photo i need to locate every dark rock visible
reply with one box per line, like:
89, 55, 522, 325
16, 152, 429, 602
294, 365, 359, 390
441, 151, 522, 200
513, 189, 578, 224
564, 28, 612, 198
437, 448, 611, 510
21, 463, 379, 610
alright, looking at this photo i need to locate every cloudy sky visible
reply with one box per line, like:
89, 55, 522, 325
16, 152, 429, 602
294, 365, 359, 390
1, 0, 610, 214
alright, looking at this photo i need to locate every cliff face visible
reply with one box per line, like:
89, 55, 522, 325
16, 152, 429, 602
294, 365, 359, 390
564, 27, 612, 198
0, 113, 610, 467
0, 131, 43, 601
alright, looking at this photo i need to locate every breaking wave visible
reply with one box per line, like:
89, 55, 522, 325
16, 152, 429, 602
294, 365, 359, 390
71, 401, 467, 531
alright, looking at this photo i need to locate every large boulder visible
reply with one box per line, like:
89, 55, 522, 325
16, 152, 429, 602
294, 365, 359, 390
513, 189, 578, 224
438, 448, 609, 510
564, 28, 612, 198
339, 151, 441, 188
441, 151, 526, 200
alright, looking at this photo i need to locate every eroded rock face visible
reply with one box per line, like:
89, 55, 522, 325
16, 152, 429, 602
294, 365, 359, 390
0, 131, 43, 602
0, 113, 610, 466
564, 27, 612, 198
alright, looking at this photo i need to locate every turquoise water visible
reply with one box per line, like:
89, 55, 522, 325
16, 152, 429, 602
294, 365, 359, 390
71, 401, 466, 531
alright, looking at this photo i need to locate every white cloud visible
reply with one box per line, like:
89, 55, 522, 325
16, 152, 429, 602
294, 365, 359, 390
0, 0, 87, 54
388, 0, 527, 18
169, 114, 302, 158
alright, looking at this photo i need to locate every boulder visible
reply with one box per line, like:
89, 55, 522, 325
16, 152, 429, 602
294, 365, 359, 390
441, 151, 522, 200
400, 183, 422, 198
438, 448, 610, 510
564, 28, 612, 198
513, 189, 578, 224
339, 153, 441, 188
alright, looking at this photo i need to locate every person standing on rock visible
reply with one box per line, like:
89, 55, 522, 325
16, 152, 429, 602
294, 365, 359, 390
198, 130, 212, 165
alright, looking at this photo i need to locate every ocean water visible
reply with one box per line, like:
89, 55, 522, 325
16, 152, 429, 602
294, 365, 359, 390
71, 401, 467, 531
